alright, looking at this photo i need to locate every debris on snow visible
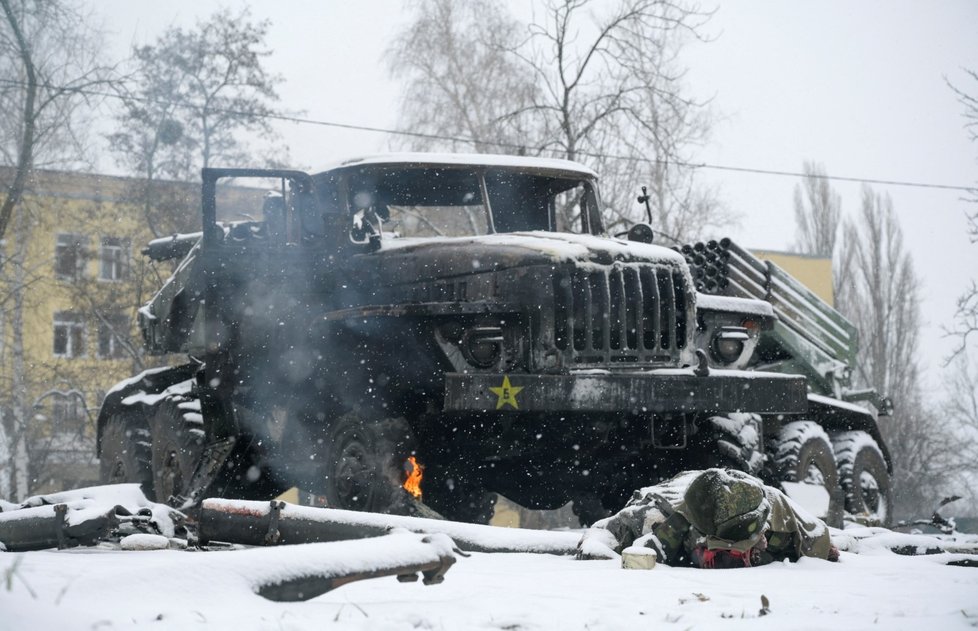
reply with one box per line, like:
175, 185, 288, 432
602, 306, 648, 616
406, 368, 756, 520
120, 534, 171, 551
576, 527, 620, 560
199, 498, 580, 555
0, 484, 184, 551
831, 525, 978, 558
621, 545, 657, 569
759, 594, 771, 616
249, 531, 458, 602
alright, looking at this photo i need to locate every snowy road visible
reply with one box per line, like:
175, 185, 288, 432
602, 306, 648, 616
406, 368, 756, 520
3, 538, 977, 630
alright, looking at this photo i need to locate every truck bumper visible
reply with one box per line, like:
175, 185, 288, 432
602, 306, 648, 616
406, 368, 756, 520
443, 369, 807, 415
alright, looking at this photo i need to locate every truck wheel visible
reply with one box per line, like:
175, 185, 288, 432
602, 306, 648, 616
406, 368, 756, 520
320, 410, 416, 514
767, 420, 843, 527
690, 413, 765, 475
99, 412, 154, 500
831, 431, 892, 526
149, 394, 205, 505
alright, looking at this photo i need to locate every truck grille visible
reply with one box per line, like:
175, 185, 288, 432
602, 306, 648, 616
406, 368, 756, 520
552, 264, 688, 364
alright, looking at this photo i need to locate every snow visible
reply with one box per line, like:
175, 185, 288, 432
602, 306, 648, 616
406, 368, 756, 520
2, 532, 977, 630
5, 483, 182, 536
204, 498, 580, 555
809, 392, 875, 416
120, 533, 170, 550
538, 231, 687, 265
323, 152, 598, 177
781, 482, 831, 519
145, 232, 202, 248
105, 365, 180, 397
696, 292, 776, 318
3, 485, 977, 629
378, 231, 686, 267
121, 378, 193, 408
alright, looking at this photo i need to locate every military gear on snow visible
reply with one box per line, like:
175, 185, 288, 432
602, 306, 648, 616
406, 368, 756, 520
683, 468, 769, 547
576, 469, 835, 567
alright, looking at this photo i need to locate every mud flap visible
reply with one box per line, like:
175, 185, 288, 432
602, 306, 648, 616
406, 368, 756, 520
173, 437, 237, 510
651, 414, 687, 449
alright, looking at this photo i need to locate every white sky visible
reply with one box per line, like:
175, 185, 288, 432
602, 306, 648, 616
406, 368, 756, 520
92, 0, 978, 385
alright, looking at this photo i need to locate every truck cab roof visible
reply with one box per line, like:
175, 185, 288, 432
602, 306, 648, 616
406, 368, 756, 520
316, 152, 597, 180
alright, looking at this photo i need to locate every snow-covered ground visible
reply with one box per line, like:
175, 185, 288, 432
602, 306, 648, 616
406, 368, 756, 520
0, 512, 978, 631
2, 536, 977, 630
2, 484, 977, 630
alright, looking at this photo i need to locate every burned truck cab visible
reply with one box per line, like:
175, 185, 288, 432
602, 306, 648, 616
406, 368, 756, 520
286, 155, 803, 518
101, 154, 819, 526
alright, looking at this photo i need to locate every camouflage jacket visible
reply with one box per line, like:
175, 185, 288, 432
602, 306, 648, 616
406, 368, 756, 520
577, 470, 833, 566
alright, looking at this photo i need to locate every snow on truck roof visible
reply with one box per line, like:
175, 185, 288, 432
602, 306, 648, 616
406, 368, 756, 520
316, 152, 598, 178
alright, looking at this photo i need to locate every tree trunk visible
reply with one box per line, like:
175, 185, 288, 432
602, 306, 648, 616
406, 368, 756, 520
0, 0, 38, 243
9, 202, 30, 500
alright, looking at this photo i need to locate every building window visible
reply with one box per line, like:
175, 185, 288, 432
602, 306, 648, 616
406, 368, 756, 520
55, 233, 88, 280
47, 392, 87, 435
97, 313, 130, 359
99, 236, 129, 281
53, 311, 86, 358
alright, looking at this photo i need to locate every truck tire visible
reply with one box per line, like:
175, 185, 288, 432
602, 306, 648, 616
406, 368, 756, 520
149, 394, 205, 505
831, 431, 892, 526
693, 413, 765, 475
767, 420, 843, 527
99, 412, 154, 500
320, 410, 416, 514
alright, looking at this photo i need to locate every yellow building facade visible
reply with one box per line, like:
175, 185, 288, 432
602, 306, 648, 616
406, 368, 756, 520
0, 168, 197, 498
750, 248, 835, 307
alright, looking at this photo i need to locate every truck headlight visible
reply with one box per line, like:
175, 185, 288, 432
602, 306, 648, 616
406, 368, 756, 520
461, 326, 504, 368
711, 327, 749, 364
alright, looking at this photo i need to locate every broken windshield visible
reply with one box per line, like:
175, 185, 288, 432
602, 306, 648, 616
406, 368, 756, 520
314, 166, 601, 238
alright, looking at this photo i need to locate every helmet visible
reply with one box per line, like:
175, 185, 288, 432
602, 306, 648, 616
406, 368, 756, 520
683, 469, 770, 545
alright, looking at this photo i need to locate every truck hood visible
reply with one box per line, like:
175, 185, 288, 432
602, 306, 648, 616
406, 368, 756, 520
369, 231, 686, 279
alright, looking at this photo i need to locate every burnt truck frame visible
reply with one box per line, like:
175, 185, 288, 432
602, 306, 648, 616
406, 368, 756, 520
96, 154, 892, 526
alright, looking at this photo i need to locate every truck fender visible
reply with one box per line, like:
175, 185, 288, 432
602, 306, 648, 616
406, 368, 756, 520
95, 364, 199, 455
803, 393, 893, 472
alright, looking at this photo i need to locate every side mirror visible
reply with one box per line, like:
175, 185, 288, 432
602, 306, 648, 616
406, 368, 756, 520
626, 223, 655, 244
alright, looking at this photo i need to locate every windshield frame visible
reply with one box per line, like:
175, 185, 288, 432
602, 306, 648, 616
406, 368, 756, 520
313, 162, 605, 239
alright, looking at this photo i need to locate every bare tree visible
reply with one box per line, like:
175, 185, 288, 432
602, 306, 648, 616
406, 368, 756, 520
0, 0, 113, 500
791, 161, 841, 257
387, 0, 726, 241
835, 186, 950, 518
109, 6, 285, 181
790, 161, 849, 303
838, 189, 919, 406
0, 194, 33, 499
107, 7, 286, 242
936, 69, 978, 518
387, 0, 539, 154
948, 280, 978, 360
941, 355, 978, 512
0, 0, 114, 242
944, 69, 978, 359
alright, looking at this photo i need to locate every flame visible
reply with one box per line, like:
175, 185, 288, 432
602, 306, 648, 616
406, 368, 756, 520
403, 456, 423, 499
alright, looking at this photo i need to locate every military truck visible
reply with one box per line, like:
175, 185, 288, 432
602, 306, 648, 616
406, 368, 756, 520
96, 154, 892, 526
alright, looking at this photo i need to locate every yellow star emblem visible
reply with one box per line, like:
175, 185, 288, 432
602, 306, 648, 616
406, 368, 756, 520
489, 375, 523, 410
